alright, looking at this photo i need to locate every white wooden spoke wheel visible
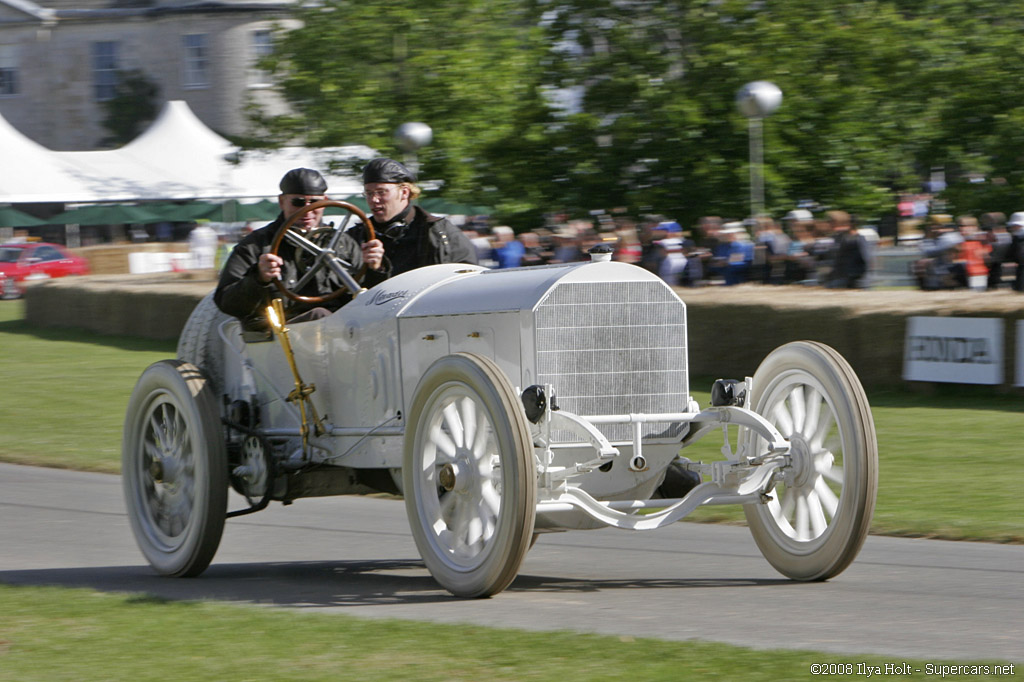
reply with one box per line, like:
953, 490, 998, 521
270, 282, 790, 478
404, 353, 536, 598
122, 360, 227, 577
744, 342, 878, 581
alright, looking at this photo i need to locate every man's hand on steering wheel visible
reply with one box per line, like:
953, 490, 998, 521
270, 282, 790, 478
269, 200, 376, 304
258, 253, 284, 283
362, 239, 384, 271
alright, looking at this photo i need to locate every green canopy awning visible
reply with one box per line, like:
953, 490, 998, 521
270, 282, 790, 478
231, 199, 280, 223
140, 201, 217, 222
101, 200, 282, 224
49, 204, 164, 225
0, 207, 47, 227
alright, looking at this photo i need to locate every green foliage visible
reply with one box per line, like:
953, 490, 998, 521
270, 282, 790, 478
99, 69, 160, 148
254, 0, 545, 212
250, 1, 1024, 228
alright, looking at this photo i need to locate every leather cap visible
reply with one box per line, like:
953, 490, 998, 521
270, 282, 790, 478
362, 158, 416, 184
279, 168, 327, 195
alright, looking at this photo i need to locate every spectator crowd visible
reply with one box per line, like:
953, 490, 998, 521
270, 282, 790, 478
459, 209, 879, 289
458, 207, 1024, 292
909, 212, 1023, 292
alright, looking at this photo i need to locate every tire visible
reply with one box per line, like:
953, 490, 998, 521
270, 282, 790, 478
176, 291, 231, 396
743, 341, 878, 581
403, 353, 536, 598
122, 360, 228, 577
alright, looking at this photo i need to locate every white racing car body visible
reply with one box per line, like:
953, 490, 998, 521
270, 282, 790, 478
124, 255, 878, 598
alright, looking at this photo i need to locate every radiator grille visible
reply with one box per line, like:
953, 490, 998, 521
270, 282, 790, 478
535, 280, 688, 442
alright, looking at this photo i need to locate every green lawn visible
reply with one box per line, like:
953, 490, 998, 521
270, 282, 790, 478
0, 585, 1015, 681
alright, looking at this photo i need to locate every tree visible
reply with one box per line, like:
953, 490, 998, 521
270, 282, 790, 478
99, 69, 160, 147
255, 0, 1024, 228
253, 0, 545, 214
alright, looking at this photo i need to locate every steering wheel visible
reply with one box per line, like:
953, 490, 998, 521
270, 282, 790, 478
268, 200, 375, 304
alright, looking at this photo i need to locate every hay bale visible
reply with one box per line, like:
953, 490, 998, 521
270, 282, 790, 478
23, 275, 1024, 388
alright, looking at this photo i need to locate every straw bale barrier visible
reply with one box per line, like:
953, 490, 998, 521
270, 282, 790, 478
24, 274, 1024, 388
25, 272, 216, 341
71, 243, 191, 276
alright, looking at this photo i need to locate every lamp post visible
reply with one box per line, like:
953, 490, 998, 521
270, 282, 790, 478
394, 122, 433, 178
736, 81, 782, 218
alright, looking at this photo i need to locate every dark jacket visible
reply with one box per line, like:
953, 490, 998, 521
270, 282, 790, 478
348, 204, 478, 279
829, 230, 872, 288
214, 214, 366, 330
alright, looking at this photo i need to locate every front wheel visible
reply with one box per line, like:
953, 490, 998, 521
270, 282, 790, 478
404, 353, 536, 598
122, 360, 227, 577
744, 341, 878, 581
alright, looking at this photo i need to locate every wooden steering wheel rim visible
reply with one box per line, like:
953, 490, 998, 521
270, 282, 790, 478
268, 199, 375, 304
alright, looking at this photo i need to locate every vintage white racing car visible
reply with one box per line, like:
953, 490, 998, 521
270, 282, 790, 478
122, 201, 878, 598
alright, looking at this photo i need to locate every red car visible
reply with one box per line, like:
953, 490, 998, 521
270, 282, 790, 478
0, 242, 91, 299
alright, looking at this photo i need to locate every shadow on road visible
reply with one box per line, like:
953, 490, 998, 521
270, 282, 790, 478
0, 560, 792, 607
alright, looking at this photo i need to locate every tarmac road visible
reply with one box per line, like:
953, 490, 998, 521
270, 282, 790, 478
1, 462, 1020, 664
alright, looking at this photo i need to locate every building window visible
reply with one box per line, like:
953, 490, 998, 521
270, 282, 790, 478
0, 45, 18, 96
249, 29, 273, 87
93, 41, 120, 101
183, 34, 209, 88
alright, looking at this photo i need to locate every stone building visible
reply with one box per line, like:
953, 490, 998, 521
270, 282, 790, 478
0, 0, 293, 150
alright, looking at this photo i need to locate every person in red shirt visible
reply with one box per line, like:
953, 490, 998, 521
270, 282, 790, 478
954, 216, 991, 291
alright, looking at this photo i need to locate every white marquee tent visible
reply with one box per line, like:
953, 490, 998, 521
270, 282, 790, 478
0, 100, 374, 205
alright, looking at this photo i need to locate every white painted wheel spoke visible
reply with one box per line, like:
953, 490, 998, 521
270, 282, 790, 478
480, 482, 501, 518
815, 477, 839, 518
779, 488, 796, 521
442, 402, 464, 448
466, 514, 484, 548
789, 385, 807, 434
802, 388, 822, 438
810, 405, 835, 450
471, 417, 490, 456
429, 423, 457, 461
807, 490, 827, 537
822, 433, 842, 459
772, 401, 794, 437
439, 490, 457, 518
795, 493, 811, 541
459, 396, 478, 452
822, 464, 844, 486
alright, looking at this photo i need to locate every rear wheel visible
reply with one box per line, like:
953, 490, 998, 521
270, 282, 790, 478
404, 353, 536, 598
122, 360, 227, 577
744, 342, 877, 581
176, 291, 230, 396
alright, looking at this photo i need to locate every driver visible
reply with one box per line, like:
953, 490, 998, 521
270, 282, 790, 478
214, 168, 383, 331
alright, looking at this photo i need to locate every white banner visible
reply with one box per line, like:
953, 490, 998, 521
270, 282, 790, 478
1016, 321, 1024, 387
903, 317, 1003, 385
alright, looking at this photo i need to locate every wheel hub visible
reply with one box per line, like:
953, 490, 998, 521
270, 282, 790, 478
785, 434, 814, 489
149, 455, 181, 487
439, 461, 470, 493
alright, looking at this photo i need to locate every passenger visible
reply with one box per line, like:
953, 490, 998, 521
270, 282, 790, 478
350, 158, 477, 278
214, 168, 375, 331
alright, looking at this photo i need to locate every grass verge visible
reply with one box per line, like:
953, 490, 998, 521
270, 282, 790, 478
0, 585, 1015, 681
